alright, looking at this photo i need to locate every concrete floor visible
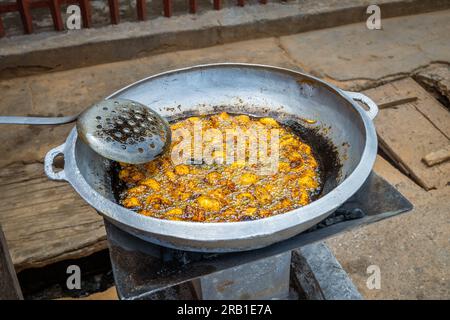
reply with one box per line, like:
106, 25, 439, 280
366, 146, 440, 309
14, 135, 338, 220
0, 10, 449, 299
327, 157, 449, 299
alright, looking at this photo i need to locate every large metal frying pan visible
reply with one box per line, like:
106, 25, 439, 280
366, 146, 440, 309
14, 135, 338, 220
44, 63, 378, 252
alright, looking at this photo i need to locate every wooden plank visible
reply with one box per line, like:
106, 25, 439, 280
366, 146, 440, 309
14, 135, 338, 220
364, 78, 450, 139
1, 0, 67, 13
49, 0, 64, 31
0, 3, 19, 14
213, 0, 221, 10
363, 79, 418, 108
189, 0, 197, 14
364, 78, 450, 190
108, 0, 120, 24
79, 0, 92, 28
29, 0, 49, 9
0, 162, 107, 272
17, 0, 33, 34
423, 145, 450, 167
0, 225, 23, 300
373, 155, 425, 201
0, 16, 4, 37
378, 96, 417, 109
163, 0, 172, 17
136, 0, 147, 21
374, 103, 450, 190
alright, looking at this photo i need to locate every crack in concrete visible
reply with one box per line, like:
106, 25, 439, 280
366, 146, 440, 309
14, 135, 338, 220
325, 61, 450, 91
273, 38, 450, 93
274, 37, 309, 73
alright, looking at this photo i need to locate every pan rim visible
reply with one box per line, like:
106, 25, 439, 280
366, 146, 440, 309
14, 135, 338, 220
61, 63, 377, 249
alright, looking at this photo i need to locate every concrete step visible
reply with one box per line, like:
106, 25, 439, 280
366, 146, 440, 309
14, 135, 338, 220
1, 0, 450, 78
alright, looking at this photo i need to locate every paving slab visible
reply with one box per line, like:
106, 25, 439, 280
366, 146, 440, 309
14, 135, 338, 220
279, 10, 450, 90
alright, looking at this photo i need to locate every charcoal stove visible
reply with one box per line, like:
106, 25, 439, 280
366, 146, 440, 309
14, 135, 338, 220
105, 172, 412, 300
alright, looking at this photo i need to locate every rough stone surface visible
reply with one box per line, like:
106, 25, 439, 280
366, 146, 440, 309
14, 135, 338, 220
326, 156, 450, 299
280, 10, 450, 90
1, 0, 450, 78
415, 64, 450, 106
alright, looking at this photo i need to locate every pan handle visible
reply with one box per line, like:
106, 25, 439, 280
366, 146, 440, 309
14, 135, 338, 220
344, 91, 379, 121
44, 143, 67, 181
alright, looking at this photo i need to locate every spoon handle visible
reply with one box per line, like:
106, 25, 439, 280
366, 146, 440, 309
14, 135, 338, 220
0, 115, 78, 125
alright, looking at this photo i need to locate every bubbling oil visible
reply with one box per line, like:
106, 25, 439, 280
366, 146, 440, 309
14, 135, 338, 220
118, 112, 322, 222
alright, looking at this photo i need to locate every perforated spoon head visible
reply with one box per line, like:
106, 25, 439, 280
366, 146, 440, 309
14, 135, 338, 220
76, 99, 171, 164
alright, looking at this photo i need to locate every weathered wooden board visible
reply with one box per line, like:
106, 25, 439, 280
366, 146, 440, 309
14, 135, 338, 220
0, 162, 107, 272
0, 225, 23, 299
364, 77, 450, 139
423, 145, 450, 167
364, 78, 450, 190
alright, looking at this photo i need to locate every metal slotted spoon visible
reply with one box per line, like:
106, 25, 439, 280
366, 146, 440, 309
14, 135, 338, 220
0, 98, 171, 164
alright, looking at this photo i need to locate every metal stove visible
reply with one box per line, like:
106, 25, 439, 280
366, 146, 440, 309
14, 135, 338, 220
105, 172, 412, 300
